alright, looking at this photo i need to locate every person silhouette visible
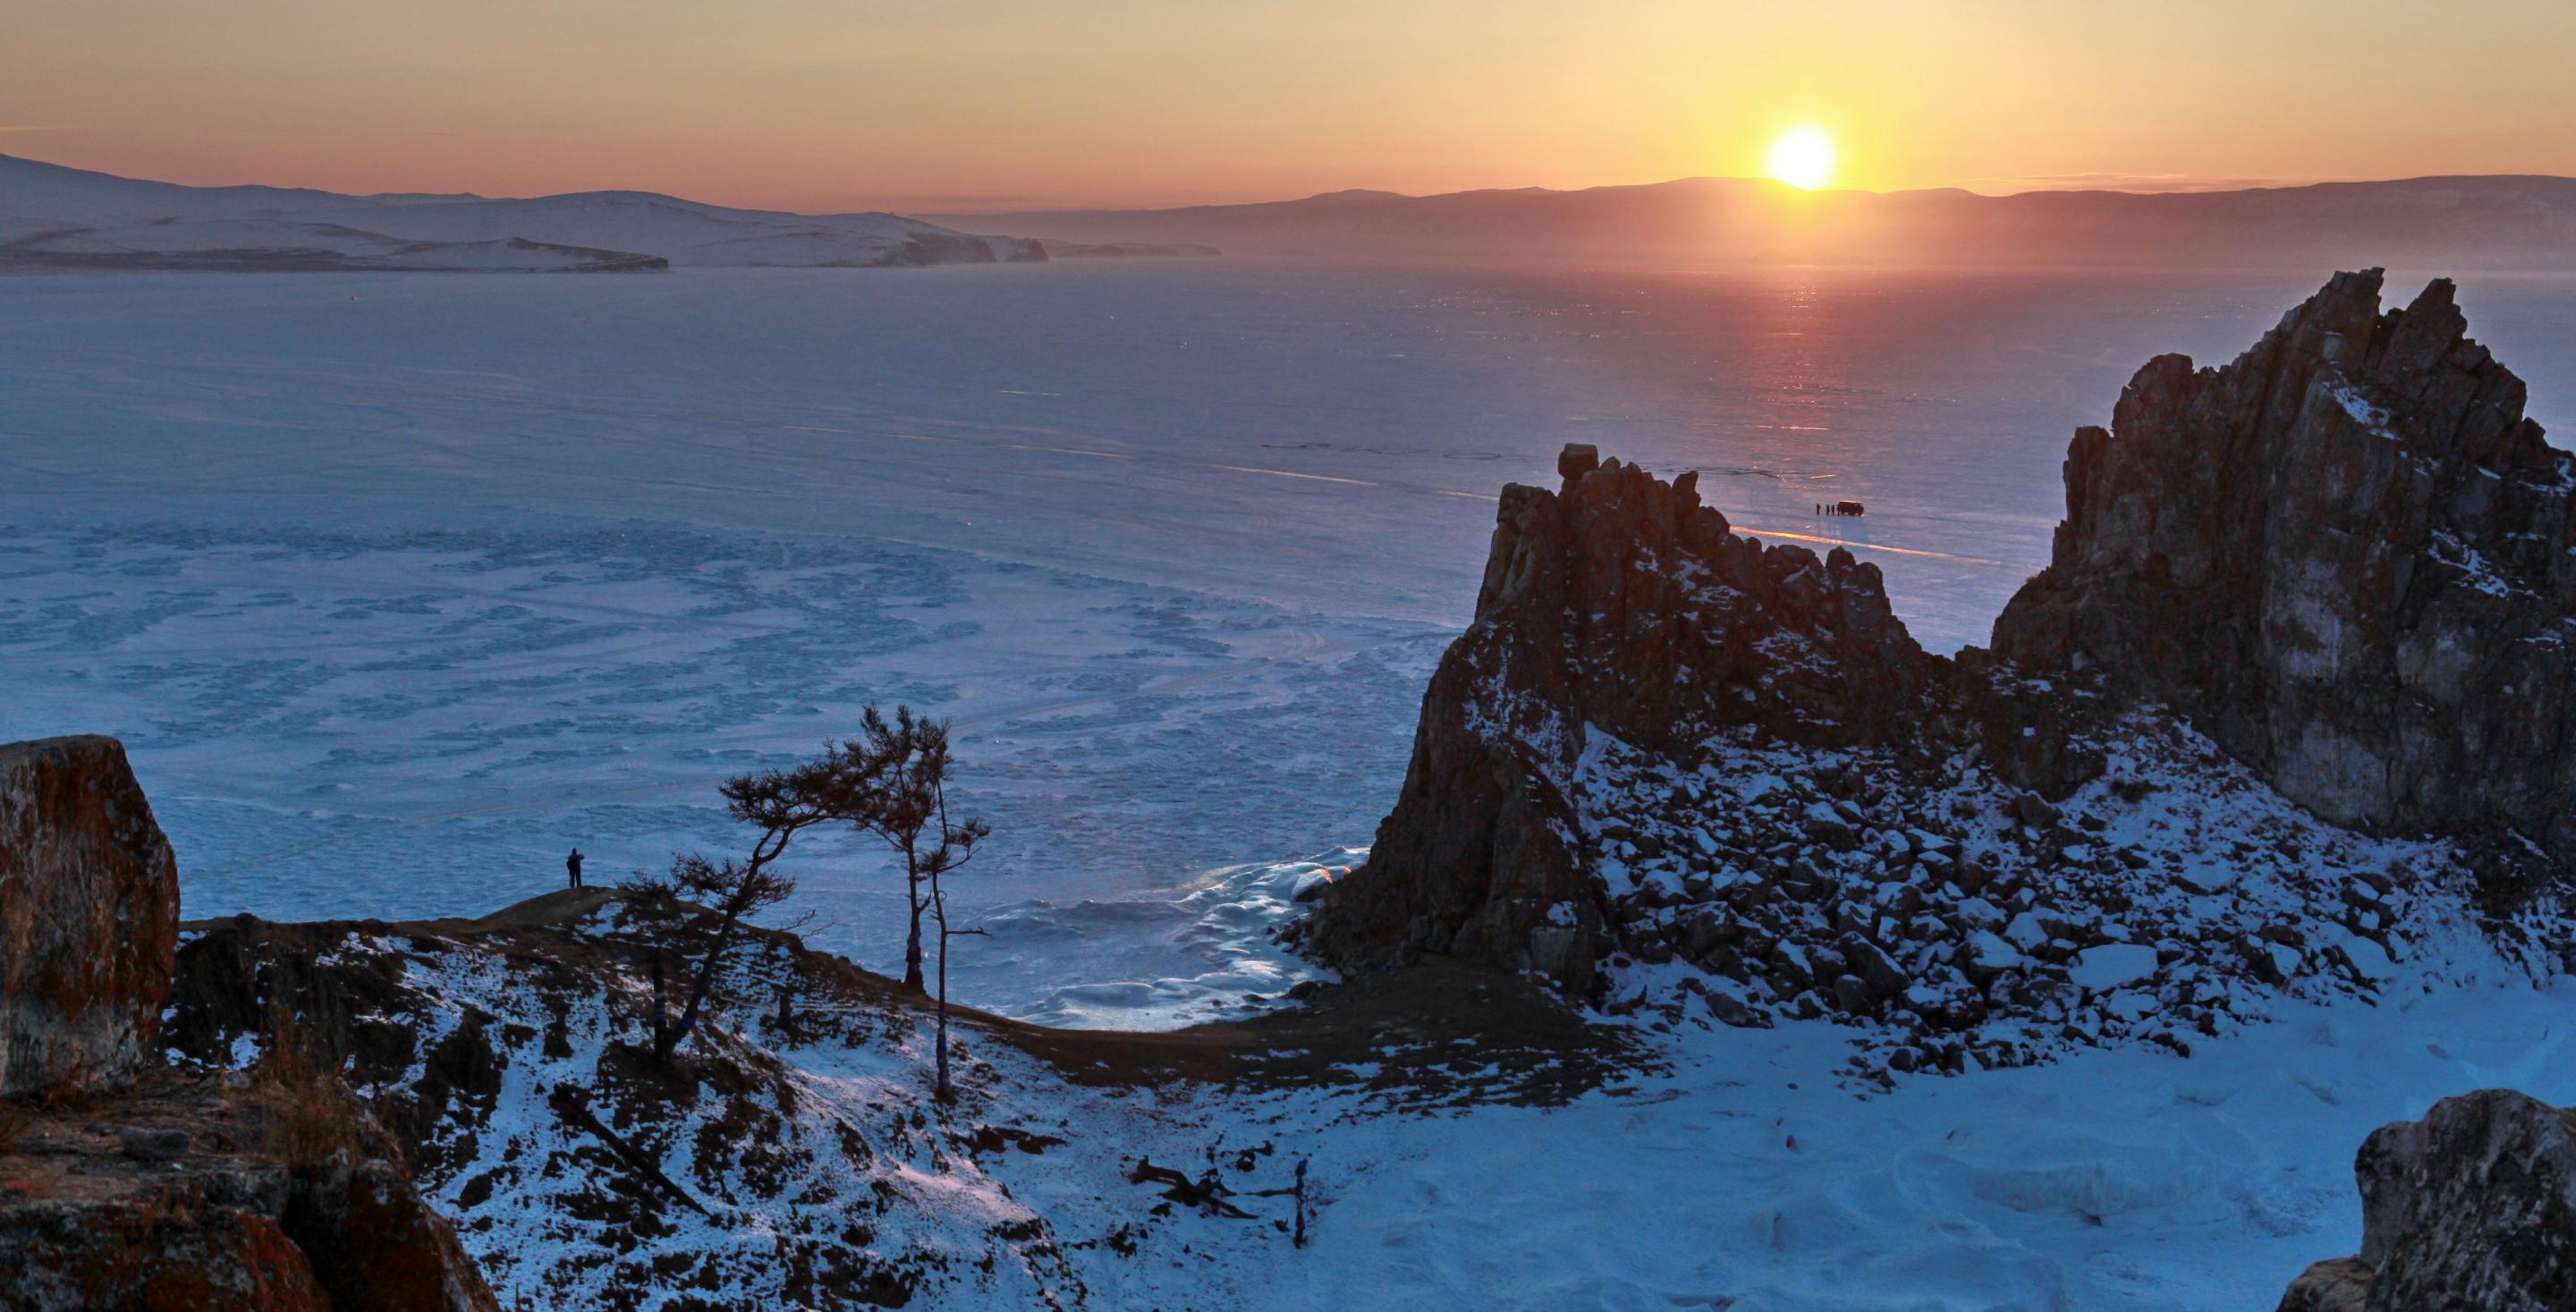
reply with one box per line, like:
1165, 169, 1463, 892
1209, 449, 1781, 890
566, 848, 585, 891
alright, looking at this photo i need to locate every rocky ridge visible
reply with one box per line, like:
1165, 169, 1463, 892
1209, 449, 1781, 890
1302, 271, 2576, 1079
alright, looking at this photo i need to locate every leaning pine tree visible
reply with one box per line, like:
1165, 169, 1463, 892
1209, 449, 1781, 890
840, 706, 988, 1101
623, 753, 847, 1065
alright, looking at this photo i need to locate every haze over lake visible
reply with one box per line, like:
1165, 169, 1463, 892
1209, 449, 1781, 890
6, 259, 2573, 1024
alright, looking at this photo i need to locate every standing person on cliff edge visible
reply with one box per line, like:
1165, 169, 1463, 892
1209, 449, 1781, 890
567, 847, 585, 890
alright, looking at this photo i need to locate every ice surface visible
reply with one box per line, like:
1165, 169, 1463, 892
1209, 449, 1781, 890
4, 262, 2573, 1028
13, 261, 2576, 1309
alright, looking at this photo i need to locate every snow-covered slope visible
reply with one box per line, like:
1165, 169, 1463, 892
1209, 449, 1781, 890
0, 151, 479, 234
160, 842, 2576, 1310
0, 152, 1040, 270
159, 892, 1632, 1308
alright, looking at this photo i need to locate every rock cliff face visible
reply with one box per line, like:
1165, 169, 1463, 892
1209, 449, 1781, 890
1995, 270, 2576, 857
2275, 1088, 2576, 1312
0, 734, 180, 1097
1303, 445, 1936, 990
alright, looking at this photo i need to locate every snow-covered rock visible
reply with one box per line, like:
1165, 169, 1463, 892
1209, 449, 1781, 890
1299, 273, 2576, 1083
2070, 943, 2158, 992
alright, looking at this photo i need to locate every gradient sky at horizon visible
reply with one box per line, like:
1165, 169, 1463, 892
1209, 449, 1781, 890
9, 0, 2574, 213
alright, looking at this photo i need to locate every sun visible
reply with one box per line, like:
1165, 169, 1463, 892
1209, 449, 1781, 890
1766, 127, 1836, 190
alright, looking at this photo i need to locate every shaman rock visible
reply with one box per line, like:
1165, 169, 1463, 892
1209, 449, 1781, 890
1995, 270, 2576, 858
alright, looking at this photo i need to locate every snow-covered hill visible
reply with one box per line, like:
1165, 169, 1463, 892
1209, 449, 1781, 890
0, 153, 1040, 271
286, 191, 1043, 268
0, 151, 479, 233
157, 850, 2576, 1310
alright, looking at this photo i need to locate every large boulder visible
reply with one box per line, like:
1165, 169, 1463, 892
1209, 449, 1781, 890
1995, 270, 2576, 860
2275, 1088, 2576, 1312
1302, 450, 1936, 989
0, 734, 181, 1097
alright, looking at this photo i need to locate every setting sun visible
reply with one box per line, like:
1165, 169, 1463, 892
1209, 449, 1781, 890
1766, 126, 1836, 190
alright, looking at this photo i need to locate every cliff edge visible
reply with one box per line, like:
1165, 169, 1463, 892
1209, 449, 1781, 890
1, 735, 179, 1098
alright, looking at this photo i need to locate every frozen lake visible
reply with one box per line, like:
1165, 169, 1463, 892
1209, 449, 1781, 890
6, 260, 2573, 1026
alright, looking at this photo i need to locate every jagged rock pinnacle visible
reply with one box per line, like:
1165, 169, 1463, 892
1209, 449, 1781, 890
1994, 268, 2575, 856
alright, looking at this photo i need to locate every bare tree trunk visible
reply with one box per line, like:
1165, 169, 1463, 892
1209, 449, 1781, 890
904, 876, 927, 991
649, 946, 669, 1062
932, 888, 953, 1100
658, 894, 751, 1062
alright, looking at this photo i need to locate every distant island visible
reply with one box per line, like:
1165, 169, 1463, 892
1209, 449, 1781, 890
0, 153, 1199, 274
0, 152, 1056, 273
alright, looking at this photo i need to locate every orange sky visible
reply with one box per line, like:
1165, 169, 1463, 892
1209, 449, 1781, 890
8, 0, 2575, 212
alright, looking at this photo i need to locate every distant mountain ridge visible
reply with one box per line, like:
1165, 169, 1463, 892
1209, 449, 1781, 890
931, 174, 2576, 270
0, 153, 1044, 272
14, 152, 2574, 274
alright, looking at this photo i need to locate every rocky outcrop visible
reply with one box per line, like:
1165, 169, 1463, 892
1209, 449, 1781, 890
1303, 444, 1939, 991
2275, 1088, 2576, 1312
0, 1067, 500, 1312
1, 733, 497, 1310
1308, 271, 2574, 1027
1995, 269, 2576, 860
1, 734, 181, 1097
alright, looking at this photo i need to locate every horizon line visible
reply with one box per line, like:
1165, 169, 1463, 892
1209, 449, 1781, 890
10, 148, 2574, 221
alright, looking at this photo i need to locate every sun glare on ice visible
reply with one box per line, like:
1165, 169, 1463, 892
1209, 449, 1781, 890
1766, 127, 1835, 190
